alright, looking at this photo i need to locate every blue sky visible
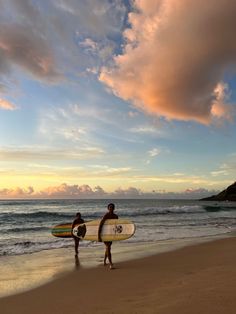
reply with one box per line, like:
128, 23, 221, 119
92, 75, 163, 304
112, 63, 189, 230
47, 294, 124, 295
0, 0, 236, 198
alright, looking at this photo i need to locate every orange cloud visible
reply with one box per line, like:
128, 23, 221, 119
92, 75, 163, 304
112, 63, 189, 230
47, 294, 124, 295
0, 183, 217, 199
37, 183, 106, 198
0, 99, 17, 110
100, 0, 236, 124
0, 186, 34, 197
211, 82, 234, 121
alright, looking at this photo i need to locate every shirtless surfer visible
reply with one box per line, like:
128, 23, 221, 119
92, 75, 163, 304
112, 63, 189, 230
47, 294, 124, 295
98, 203, 118, 269
72, 212, 84, 256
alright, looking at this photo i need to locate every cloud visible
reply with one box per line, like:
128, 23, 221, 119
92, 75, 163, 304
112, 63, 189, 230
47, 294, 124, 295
113, 186, 142, 197
91, 165, 132, 176
53, 0, 127, 37
0, 186, 34, 197
0, 182, 218, 199
129, 125, 167, 138
0, 0, 127, 91
129, 174, 230, 187
0, 183, 107, 198
0, 24, 59, 81
38, 104, 103, 147
211, 170, 229, 177
0, 0, 129, 104
100, 0, 236, 124
211, 158, 236, 177
0, 1, 60, 97
0, 98, 17, 110
49, 0, 127, 73
79, 38, 98, 52
38, 183, 95, 198
211, 82, 235, 121
184, 188, 211, 195
148, 148, 160, 157
39, 102, 144, 148
0, 146, 104, 161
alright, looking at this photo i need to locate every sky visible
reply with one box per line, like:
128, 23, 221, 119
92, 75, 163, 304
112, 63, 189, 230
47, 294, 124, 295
0, 0, 236, 199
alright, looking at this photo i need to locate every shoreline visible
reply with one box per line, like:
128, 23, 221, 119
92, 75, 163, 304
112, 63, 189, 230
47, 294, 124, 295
0, 236, 236, 313
0, 232, 232, 298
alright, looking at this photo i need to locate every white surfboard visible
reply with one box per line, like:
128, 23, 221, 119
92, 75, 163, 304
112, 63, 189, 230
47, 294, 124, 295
72, 219, 135, 242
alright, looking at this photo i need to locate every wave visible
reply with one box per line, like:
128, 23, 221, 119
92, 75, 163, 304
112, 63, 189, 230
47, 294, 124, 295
0, 206, 207, 228
1, 226, 50, 234
0, 200, 40, 206
0, 211, 74, 220
118, 205, 205, 216
0, 237, 102, 256
1, 199, 236, 257
203, 205, 236, 212
0, 239, 72, 256
0, 199, 66, 206
0, 204, 235, 227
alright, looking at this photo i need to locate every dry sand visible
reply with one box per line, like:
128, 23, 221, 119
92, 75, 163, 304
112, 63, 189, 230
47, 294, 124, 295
1, 237, 236, 314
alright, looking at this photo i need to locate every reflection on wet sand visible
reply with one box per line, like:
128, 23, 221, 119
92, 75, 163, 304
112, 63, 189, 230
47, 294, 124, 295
75, 255, 80, 270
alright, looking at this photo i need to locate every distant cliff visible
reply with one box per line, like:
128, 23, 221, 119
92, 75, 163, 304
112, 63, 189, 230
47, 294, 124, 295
201, 182, 236, 201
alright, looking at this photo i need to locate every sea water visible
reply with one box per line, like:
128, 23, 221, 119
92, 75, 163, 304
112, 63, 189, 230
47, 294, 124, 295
0, 198, 236, 257
1, 198, 236, 297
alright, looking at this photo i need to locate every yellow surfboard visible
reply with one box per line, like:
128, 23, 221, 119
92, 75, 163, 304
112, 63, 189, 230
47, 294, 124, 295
52, 219, 135, 242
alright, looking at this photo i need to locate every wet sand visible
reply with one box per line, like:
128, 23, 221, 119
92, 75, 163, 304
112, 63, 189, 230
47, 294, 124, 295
1, 236, 236, 314
0, 237, 208, 297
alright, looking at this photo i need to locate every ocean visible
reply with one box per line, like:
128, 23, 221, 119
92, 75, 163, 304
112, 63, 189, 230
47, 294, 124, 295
1, 198, 236, 257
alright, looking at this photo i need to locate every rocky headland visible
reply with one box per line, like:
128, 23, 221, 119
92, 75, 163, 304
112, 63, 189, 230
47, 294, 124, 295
201, 182, 236, 201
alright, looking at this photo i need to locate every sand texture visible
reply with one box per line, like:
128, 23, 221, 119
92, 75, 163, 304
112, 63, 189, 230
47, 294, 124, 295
1, 237, 236, 314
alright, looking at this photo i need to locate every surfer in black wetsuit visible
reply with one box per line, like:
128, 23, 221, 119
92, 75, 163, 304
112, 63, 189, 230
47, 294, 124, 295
72, 212, 84, 256
98, 203, 118, 269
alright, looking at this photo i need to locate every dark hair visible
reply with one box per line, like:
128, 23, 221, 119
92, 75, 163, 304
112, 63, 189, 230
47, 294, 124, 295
107, 203, 115, 210
76, 212, 81, 217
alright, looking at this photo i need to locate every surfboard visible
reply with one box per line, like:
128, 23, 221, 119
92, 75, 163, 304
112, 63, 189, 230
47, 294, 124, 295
51, 219, 135, 242
51, 223, 74, 238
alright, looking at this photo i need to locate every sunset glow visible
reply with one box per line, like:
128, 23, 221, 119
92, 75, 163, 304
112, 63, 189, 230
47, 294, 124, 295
0, 0, 236, 198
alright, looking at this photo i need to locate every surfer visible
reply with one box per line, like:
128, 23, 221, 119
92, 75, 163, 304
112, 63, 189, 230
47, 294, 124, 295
72, 212, 84, 256
98, 203, 118, 269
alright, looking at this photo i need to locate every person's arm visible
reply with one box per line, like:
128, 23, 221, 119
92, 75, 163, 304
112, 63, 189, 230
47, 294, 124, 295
72, 218, 84, 231
98, 215, 107, 242
71, 219, 76, 236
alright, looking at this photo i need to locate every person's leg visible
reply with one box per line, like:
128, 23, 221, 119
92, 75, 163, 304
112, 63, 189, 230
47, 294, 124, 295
74, 238, 79, 256
106, 242, 114, 269
104, 245, 108, 266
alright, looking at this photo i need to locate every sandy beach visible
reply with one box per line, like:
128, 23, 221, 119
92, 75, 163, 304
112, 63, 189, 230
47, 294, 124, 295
1, 236, 236, 314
